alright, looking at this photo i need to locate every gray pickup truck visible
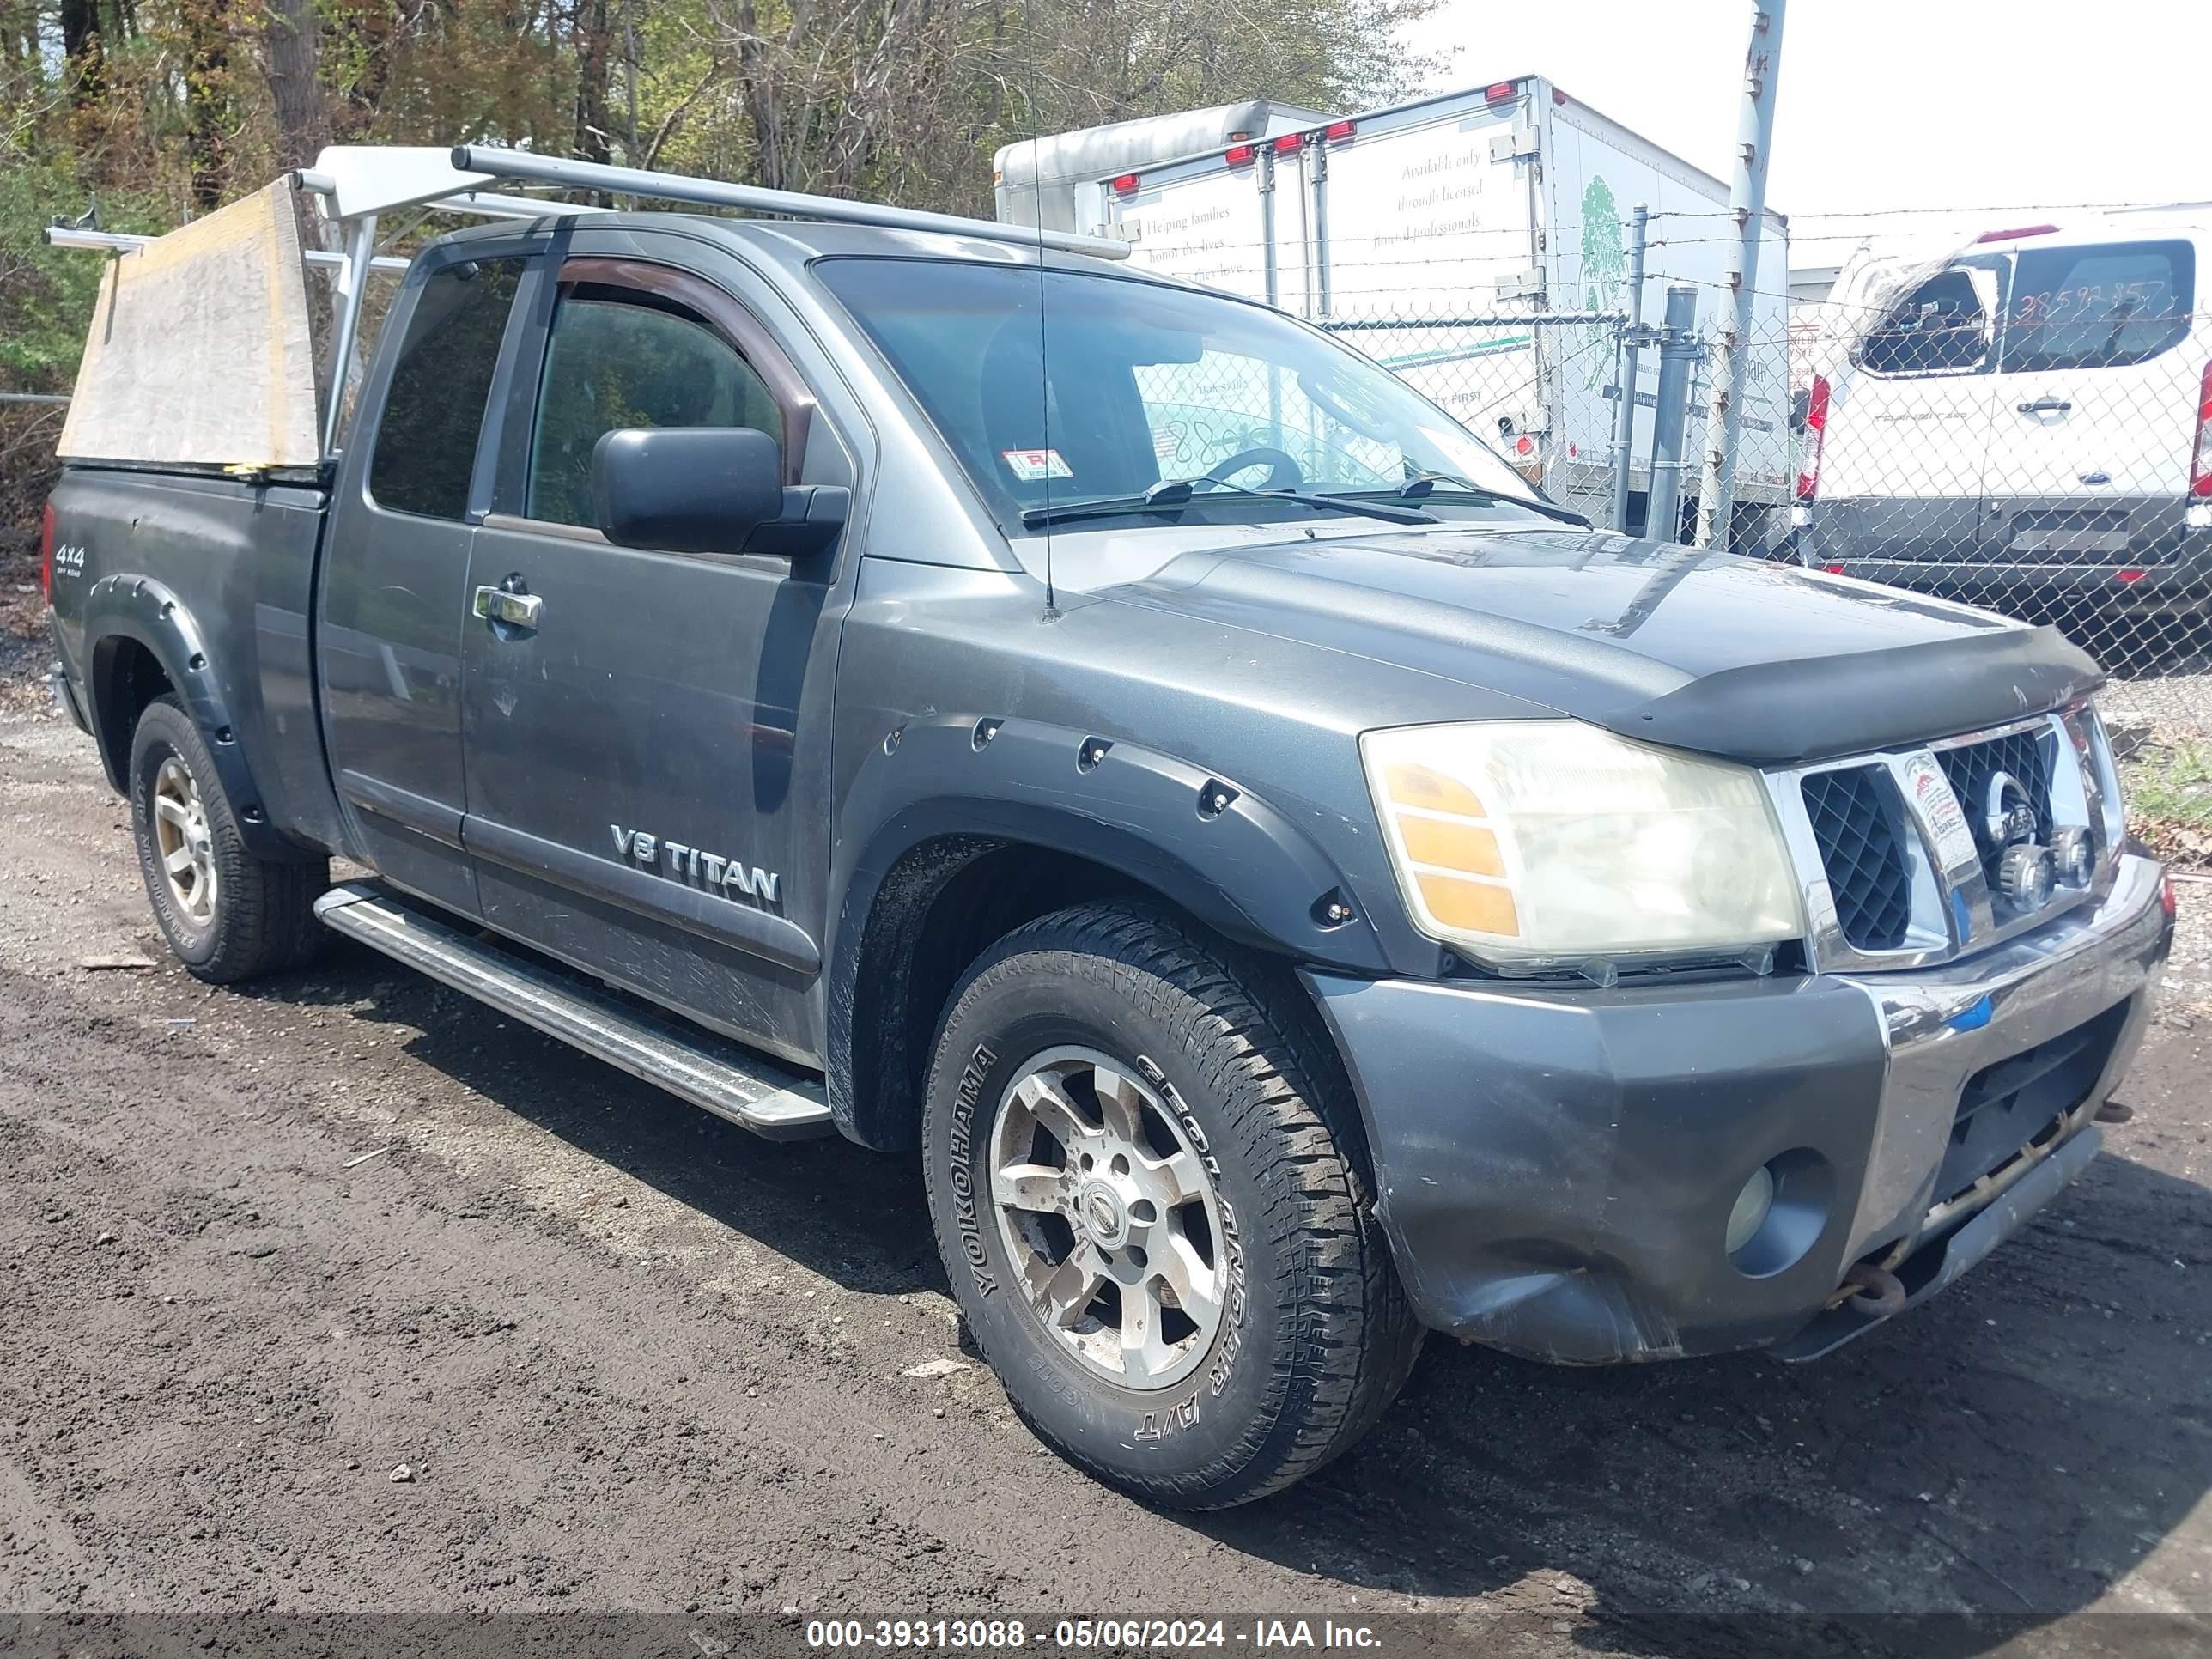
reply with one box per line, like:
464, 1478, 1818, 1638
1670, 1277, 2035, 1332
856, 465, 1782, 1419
42, 148, 2174, 1510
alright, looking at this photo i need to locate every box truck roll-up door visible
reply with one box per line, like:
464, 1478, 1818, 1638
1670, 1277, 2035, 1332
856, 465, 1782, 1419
1314, 103, 1536, 452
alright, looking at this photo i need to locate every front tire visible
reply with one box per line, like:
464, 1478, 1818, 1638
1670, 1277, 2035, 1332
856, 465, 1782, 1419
921, 904, 1420, 1509
128, 696, 325, 983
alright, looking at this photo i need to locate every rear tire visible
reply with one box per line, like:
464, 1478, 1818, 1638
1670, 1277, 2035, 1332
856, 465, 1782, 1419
128, 696, 325, 983
921, 903, 1421, 1509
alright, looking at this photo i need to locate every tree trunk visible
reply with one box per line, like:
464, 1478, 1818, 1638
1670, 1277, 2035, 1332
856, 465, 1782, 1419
181, 0, 233, 210
264, 0, 327, 168
574, 0, 613, 165
60, 0, 103, 100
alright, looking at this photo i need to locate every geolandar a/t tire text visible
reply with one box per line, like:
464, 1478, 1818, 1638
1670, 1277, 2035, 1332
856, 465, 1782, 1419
921, 903, 1420, 1509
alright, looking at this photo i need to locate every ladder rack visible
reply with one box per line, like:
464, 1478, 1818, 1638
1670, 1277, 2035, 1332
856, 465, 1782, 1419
48, 140, 1125, 462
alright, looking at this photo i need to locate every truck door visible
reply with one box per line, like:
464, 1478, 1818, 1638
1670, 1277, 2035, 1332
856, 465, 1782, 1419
456, 253, 844, 1066
319, 247, 529, 918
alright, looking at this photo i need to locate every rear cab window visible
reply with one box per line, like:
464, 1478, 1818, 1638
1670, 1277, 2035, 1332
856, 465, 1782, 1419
367, 258, 523, 519
1999, 240, 2196, 373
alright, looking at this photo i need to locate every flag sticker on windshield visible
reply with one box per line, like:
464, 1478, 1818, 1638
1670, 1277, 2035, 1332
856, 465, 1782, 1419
1000, 447, 1073, 482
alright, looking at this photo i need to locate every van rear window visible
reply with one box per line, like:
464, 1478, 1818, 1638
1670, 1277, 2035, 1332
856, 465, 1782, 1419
2001, 240, 2194, 374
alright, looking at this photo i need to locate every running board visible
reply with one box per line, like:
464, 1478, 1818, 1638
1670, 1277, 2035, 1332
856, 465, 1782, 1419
313, 881, 834, 1140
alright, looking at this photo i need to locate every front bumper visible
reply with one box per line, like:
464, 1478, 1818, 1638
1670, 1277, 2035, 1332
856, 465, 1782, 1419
1303, 853, 2172, 1364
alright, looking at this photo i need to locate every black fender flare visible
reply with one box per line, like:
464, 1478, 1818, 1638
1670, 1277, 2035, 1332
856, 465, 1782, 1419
823, 713, 1392, 1146
82, 574, 300, 860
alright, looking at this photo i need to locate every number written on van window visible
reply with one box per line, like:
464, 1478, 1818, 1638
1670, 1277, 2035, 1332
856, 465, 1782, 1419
2002, 240, 2195, 374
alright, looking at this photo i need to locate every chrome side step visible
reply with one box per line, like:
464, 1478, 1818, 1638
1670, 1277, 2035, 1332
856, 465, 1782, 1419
313, 881, 834, 1140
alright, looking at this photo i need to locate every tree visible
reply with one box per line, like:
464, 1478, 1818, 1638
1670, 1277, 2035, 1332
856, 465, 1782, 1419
264, 0, 326, 167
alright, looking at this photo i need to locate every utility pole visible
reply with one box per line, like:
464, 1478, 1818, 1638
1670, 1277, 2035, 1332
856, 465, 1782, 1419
1607, 202, 1650, 533
1693, 1, 1787, 552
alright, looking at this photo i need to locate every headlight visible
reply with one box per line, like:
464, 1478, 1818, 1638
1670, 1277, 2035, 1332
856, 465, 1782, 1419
1361, 720, 1803, 967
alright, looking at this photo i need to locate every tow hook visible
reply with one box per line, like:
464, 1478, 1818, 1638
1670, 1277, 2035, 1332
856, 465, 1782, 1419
1842, 1262, 1907, 1317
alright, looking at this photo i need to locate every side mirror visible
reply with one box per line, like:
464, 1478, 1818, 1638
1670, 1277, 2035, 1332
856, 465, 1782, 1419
591, 427, 847, 558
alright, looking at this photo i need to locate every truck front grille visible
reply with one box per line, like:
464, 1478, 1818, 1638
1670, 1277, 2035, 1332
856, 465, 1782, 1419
1801, 766, 1913, 952
1937, 729, 2055, 890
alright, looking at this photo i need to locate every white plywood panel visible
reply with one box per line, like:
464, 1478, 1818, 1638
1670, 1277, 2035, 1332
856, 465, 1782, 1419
59, 179, 321, 469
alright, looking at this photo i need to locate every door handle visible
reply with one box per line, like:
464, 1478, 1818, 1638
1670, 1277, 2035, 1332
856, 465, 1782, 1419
2016, 397, 2072, 415
472, 585, 543, 629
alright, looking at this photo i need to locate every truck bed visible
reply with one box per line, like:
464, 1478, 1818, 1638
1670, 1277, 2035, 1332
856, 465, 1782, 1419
47, 464, 346, 858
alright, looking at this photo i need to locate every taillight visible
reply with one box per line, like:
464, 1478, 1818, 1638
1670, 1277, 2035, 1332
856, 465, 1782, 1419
1110, 173, 1140, 197
1323, 119, 1356, 143
1224, 143, 1255, 168
1272, 133, 1303, 155
2191, 360, 2212, 499
1796, 374, 1830, 502
39, 500, 55, 603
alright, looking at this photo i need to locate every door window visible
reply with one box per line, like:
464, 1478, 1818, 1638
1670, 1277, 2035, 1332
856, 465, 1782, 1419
1856, 267, 1996, 377
368, 258, 523, 519
525, 289, 781, 527
2001, 240, 2195, 373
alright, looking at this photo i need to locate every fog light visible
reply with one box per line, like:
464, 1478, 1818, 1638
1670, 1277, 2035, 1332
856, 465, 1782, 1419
1725, 1164, 1778, 1255
2051, 825, 2094, 886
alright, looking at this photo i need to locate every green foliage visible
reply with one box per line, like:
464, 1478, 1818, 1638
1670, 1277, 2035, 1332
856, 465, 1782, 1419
0, 150, 165, 391
2125, 739, 2212, 867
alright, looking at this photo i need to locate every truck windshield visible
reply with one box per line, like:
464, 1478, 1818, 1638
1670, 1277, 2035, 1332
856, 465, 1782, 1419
815, 257, 1554, 533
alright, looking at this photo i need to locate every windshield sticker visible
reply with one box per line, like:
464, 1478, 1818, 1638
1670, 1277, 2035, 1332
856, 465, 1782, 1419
1000, 447, 1073, 482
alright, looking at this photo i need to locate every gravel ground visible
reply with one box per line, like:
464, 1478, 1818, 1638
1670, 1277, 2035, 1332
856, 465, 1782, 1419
1, 661, 2209, 1653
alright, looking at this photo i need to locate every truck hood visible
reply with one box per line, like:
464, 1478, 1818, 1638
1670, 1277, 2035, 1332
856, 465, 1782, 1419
1091, 526, 2103, 765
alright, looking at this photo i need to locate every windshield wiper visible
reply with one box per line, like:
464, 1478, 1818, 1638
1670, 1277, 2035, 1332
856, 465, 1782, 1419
1019, 475, 1436, 531
1018, 481, 1194, 529
1358, 471, 1592, 527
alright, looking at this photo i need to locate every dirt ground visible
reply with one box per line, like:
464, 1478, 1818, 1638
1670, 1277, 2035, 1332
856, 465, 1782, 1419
1, 616, 2209, 1656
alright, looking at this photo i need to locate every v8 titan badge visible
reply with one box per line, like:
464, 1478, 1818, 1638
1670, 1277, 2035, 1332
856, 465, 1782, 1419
1902, 751, 1979, 873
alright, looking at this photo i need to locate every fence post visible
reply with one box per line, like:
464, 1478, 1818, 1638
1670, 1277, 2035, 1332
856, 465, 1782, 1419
1607, 202, 1650, 532
1646, 285, 1700, 545
1694, 0, 1788, 553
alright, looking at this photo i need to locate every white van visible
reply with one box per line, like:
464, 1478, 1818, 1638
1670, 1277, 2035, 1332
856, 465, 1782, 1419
1795, 209, 2212, 628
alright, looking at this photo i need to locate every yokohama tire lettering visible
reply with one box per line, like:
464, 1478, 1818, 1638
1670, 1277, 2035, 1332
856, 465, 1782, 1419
949, 1042, 1000, 1296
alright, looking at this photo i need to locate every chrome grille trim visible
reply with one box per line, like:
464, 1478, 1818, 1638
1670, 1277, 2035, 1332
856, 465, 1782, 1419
1767, 702, 2122, 975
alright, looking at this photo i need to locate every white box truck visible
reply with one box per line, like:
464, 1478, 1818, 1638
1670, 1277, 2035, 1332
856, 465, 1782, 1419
997, 77, 1794, 538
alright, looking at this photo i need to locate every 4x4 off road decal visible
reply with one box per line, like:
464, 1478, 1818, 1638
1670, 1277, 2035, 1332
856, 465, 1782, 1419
948, 1042, 1000, 1297
1131, 1054, 1248, 1445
